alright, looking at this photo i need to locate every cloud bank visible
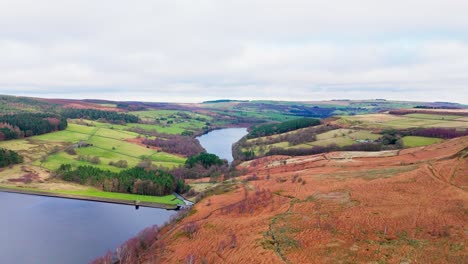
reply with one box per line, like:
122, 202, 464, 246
0, 0, 467, 103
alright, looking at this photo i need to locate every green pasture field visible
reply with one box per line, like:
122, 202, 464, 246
0, 185, 182, 205
129, 110, 212, 134
348, 130, 382, 140
149, 152, 186, 163
315, 129, 351, 140
58, 189, 183, 205
66, 123, 99, 134
246, 128, 382, 154
68, 119, 129, 130
33, 130, 91, 142
29, 122, 186, 171
34, 151, 138, 172
127, 123, 189, 134
93, 127, 139, 140
384, 118, 445, 128
402, 136, 444, 147
86, 136, 154, 156
36, 149, 183, 172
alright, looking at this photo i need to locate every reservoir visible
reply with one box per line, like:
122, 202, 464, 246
0, 192, 175, 264
197, 127, 248, 162
0, 127, 247, 264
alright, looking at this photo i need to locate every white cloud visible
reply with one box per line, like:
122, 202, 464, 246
0, 0, 467, 103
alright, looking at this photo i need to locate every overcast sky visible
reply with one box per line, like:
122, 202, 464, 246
0, 0, 467, 103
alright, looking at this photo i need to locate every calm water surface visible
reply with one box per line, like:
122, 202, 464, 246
0, 128, 246, 264
197, 128, 248, 162
0, 192, 175, 264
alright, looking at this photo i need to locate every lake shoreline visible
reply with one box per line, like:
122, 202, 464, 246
0, 186, 179, 210
193, 125, 249, 138
196, 127, 249, 163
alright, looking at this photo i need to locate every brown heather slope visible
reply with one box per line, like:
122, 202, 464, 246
141, 137, 468, 264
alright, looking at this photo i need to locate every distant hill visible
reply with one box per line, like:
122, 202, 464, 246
202, 99, 249, 104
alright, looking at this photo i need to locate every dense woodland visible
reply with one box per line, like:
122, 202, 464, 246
61, 109, 139, 123
0, 113, 67, 140
169, 152, 229, 180
0, 148, 23, 168
185, 152, 226, 168
57, 165, 188, 196
247, 118, 321, 139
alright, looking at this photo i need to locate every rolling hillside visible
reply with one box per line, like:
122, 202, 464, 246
139, 137, 468, 263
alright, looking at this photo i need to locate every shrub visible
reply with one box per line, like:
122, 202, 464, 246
0, 148, 23, 168
90, 156, 101, 164
182, 222, 198, 239
185, 152, 225, 169
65, 148, 77, 155
109, 160, 128, 168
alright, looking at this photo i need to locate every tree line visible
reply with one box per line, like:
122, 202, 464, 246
265, 142, 383, 157
409, 127, 468, 139
0, 113, 67, 140
389, 109, 468, 116
243, 124, 339, 149
61, 108, 139, 123
247, 118, 321, 139
56, 165, 188, 196
185, 152, 225, 168
170, 152, 229, 180
0, 148, 23, 168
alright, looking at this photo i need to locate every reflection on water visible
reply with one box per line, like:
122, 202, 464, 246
197, 128, 248, 163
0, 192, 175, 264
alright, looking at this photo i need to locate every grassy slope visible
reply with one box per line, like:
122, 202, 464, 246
36, 123, 185, 171
402, 136, 444, 147
0, 116, 194, 205
56, 189, 182, 204
33, 130, 90, 142
340, 113, 467, 129
243, 112, 464, 155
129, 110, 212, 134
246, 128, 381, 154
0, 185, 182, 205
